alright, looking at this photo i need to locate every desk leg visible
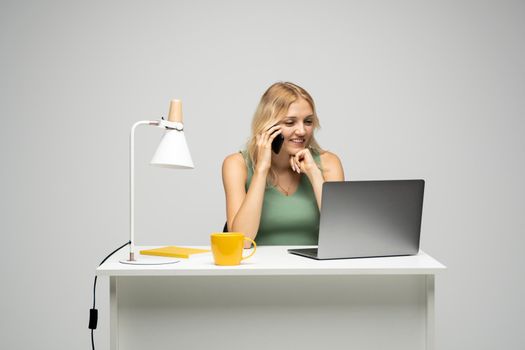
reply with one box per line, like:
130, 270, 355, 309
110, 277, 118, 350
426, 275, 435, 350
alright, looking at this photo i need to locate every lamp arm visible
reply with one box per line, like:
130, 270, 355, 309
128, 120, 160, 261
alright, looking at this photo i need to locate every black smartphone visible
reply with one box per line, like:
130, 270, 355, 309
271, 134, 285, 154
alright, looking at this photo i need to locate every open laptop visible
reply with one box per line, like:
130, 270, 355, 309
288, 180, 425, 260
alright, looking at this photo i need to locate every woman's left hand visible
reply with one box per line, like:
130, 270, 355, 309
290, 148, 320, 177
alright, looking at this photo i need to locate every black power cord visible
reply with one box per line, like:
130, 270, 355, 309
89, 241, 130, 350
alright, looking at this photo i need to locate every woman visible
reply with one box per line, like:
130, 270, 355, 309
222, 82, 344, 247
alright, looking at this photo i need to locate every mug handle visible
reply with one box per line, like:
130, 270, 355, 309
241, 237, 257, 261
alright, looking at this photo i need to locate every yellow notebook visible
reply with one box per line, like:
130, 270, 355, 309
140, 246, 210, 259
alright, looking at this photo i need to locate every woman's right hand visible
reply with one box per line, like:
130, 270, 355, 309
254, 124, 282, 174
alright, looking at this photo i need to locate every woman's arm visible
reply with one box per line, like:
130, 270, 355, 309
222, 153, 267, 246
320, 151, 345, 182
222, 124, 282, 248
293, 150, 345, 210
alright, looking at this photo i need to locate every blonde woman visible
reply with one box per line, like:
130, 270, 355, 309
222, 82, 344, 246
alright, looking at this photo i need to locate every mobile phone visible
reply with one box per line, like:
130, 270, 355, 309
271, 134, 285, 154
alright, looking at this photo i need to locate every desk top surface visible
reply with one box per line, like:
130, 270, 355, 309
96, 246, 446, 276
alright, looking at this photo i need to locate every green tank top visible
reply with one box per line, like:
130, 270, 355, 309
241, 150, 321, 245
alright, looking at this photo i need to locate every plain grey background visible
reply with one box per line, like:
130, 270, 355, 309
1, 0, 524, 349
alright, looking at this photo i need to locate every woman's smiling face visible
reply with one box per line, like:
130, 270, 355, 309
279, 98, 315, 155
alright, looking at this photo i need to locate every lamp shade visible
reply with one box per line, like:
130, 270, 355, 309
150, 129, 194, 168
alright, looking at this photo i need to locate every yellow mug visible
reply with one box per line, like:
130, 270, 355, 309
210, 233, 257, 266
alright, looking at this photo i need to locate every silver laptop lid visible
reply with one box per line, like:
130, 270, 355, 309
317, 180, 424, 259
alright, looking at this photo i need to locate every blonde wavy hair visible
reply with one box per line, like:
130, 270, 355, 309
246, 82, 323, 186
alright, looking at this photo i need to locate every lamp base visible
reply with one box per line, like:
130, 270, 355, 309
119, 259, 180, 265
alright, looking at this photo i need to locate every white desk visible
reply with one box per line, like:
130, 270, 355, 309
97, 246, 445, 350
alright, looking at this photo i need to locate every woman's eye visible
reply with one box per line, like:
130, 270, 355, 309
305, 120, 313, 125
284, 122, 294, 126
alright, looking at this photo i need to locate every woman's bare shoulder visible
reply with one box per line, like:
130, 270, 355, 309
320, 150, 342, 165
320, 150, 344, 180
222, 152, 247, 176
223, 152, 245, 166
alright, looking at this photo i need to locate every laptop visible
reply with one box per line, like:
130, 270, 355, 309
288, 180, 425, 260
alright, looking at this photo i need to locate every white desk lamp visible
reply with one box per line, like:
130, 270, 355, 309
119, 99, 194, 265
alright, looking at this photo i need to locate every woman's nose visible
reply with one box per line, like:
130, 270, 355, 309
295, 123, 306, 135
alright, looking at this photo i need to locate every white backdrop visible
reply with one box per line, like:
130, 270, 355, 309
1, 1, 524, 349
